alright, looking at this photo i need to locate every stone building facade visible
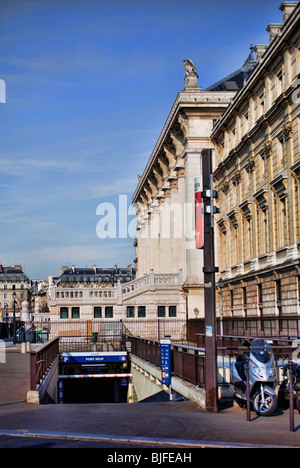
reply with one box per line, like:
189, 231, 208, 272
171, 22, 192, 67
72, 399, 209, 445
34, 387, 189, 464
40, 266, 185, 338
0, 265, 31, 321
132, 71, 240, 318
34, 2, 300, 337
212, 2, 300, 330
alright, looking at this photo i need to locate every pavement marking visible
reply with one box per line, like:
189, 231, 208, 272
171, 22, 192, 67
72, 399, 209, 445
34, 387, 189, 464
0, 429, 298, 448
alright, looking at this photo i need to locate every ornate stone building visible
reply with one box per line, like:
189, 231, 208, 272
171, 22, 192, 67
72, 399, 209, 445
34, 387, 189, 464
37, 2, 300, 337
0, 265, 31, 321
41, 265, 185, 339
212, 2, 300, 332
131, 58, 253, 318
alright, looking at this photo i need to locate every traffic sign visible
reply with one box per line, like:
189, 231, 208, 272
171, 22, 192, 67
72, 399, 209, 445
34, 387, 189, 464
62, 351, 127, 364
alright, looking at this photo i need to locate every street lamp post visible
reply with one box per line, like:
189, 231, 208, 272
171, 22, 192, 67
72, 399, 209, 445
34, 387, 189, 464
12, 291, 17, 345
218, 278, 224, 337
202, 149, 219, 413
183, 288, 189, 341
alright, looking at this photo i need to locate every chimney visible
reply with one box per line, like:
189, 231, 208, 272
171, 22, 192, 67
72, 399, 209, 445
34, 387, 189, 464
266, 23, 283, 43
93, 264, 97, 274
72, 265, 75, 273
280, 2, 298, 22
60, 266, 68, 275
254, 44, 269, 63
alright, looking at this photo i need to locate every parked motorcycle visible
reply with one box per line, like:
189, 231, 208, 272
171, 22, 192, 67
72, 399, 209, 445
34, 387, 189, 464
278, 362, 300, 413
230, 338, 278, 416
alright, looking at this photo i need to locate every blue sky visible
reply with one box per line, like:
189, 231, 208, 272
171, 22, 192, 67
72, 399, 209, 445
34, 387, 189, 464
0, 0, 283, 280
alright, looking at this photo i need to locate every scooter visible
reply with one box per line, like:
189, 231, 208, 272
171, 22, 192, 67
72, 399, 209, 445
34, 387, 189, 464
230, 338, 278, 416
278, 362, 300, 413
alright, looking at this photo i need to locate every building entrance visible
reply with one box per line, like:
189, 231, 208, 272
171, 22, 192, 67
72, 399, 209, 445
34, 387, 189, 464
58, 351, 131, 404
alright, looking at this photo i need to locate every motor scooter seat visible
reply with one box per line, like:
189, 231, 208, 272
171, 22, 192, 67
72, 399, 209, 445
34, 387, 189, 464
235, 360, 247, 381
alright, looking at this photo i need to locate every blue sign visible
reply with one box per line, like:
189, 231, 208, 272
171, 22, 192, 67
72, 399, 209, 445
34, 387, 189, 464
62, 351, 127, 364
160, 340, 171, 386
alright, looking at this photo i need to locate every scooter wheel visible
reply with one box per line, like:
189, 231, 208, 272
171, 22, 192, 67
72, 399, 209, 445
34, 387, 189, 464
253, 388, 278, 416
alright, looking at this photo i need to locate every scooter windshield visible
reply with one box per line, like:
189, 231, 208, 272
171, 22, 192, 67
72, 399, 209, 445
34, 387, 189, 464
251, 339, 272, 363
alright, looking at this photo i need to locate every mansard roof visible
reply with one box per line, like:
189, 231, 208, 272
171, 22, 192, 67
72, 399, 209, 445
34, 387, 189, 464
0, 265, 29, 282
205, 50, 257, 92
58, 266, 136, 284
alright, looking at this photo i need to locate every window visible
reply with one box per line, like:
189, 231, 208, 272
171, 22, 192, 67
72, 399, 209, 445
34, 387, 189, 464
138, 306, 146, 318
127, 306, 135, 318
169, 306, 177, 317
60, 307, 68, 319
72, 307, 80, 319
158, 306, 166, 318
94, 307, 102, 319
105, 306, 113, 318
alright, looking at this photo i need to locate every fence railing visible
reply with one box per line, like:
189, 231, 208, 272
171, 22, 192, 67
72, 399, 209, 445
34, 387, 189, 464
28, 318, 187, 344
129, 336, 206, 387
128, 333, 300, 389
30, 338, 59, 391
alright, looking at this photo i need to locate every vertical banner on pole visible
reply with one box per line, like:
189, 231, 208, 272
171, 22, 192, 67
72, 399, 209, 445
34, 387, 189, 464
195, 177, 204, 249
160, 340, 171, 386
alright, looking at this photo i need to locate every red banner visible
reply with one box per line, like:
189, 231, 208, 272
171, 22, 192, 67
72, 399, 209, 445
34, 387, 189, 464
195, 177, 204, 249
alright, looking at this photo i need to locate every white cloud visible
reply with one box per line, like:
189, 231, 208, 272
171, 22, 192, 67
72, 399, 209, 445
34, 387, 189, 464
90, 177, 138, 199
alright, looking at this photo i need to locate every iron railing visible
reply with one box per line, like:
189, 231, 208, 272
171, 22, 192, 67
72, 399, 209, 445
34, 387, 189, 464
30, 338, 59, 391
129, 336, 206, 387
128, 334, 300, 389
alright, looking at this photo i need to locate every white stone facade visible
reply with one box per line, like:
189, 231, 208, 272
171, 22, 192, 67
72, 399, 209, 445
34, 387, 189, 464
132, 86, 235, 319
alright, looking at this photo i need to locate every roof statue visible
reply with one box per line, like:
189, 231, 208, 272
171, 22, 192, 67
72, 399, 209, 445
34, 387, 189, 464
183, 58, 199, 90
183, 59, 198, 77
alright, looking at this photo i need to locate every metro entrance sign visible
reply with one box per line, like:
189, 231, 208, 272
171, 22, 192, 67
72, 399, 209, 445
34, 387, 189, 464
160, 340, 171, 386
62, 351, 127, 364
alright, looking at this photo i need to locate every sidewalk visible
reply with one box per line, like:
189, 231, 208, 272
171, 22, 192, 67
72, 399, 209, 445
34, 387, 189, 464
0, 346, 299, 448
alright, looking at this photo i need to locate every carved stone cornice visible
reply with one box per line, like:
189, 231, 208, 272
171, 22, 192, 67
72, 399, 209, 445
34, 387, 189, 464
260, 141, 273, 159
152, 165, 163, 188
239, 199, 252, 220
221, 179, 230, 194
227, 209, 238, 228
147, 175, 159, 199
270, 173, 287, 201
282, 122, 293, 141
177, 111, 189, 139
157, 152, 169, 180
232, 170, 241, 186
132, 89, 235, 203
291, 160, 300, 179
253, 187, 268, 211
217, 217, 227, 234
245, 155, 255, 173
163, 143, 176, 168
170, 129, 185, 156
